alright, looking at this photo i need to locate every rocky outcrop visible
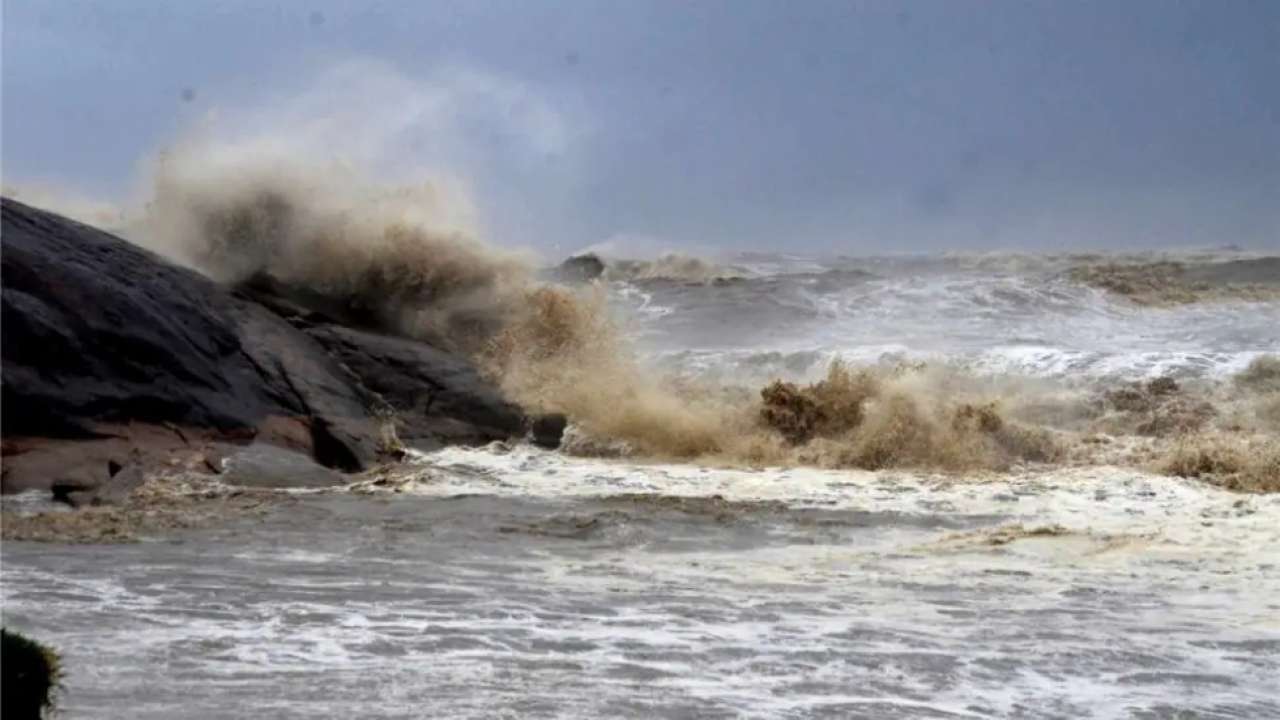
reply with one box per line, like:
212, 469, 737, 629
303, 325, 525, 450
1, 199, 562, 502
235, 270, 567, 452
552, 253, 606, 282
2, 199, 298, 440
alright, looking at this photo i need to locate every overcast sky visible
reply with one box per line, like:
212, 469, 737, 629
4, 0, 1278, 255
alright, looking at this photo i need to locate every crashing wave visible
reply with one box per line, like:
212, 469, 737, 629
23, 128, 1279, 485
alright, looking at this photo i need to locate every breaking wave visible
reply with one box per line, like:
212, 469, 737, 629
135, 140, 531, 349
119, 148, 1078, 472
1067, 259, 1280, 306
22, 128, 1280, 484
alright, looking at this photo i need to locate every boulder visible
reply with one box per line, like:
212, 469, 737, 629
1, 199, 380, 489
529, 413, 568, 449
1, 198, 562, 500
217, 443, 347, 489
553, 253, 606, 283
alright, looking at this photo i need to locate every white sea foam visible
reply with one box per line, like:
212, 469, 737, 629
6, 449, 1277, 718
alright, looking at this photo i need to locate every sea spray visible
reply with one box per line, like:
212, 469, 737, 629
124, 147, 1077, 471
135, 142, 530, 349
12, 131, 1280, 480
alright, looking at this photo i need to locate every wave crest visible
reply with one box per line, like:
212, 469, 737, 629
138, 142, 530, 347
72, 134, 1280, 484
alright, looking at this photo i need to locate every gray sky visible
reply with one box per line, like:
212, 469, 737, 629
3, 0, 1278, 254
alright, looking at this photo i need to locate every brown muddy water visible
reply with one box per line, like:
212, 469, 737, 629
5, 252, 1279, 718
3, 447, 1278, 719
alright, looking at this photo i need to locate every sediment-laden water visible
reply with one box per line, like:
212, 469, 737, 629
4, 450, 1279, 718
4, 252, 1278, 718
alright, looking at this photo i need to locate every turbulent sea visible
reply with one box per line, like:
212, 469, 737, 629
620, 252, 1278, 384
4, 251, 1280, 719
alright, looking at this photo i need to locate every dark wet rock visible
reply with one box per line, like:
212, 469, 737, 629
4, 433, 190, 502
218, 444, 346, 489
52, 456, 146, 508
237, 272, 365, 329
529, 413, 568, 449
234, 271, 453, 349
303, 325, 527, 450
241, 273, 565, 451
1, 198, 545, 499
1, 199, 378, 488
1, 628, 60, 720
229, 301, 381, 469
553, 253, 606, 282
2, 199, 287, 440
